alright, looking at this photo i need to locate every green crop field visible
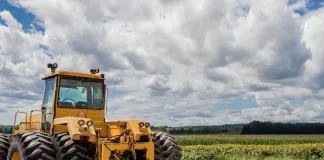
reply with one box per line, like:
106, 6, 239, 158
174, 134, 324, 160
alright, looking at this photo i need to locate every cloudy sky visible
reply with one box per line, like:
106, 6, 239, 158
0, 0, 324, 127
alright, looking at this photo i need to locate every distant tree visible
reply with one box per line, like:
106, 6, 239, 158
187, 128, 193, 134
240, 121, 324, 134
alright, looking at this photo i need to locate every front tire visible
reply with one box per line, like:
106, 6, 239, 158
152, 131, 182, 160
7, 131, 56, 160
51, 132, 89, 160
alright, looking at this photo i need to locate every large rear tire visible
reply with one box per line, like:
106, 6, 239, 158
7, 131, 56, 160
51, 132, 89, 160
0, 133, 9, 159
152, 131, 182, 160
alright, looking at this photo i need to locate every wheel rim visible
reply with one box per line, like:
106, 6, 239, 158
11, 152, 21, 160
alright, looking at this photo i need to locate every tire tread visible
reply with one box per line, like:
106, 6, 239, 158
51, 132, 89, 160
7, 131, 56, 160
152, 131, 182, 160
0, 133, 9, 159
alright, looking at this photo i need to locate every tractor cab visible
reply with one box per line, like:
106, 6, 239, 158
41, 63, 107, 132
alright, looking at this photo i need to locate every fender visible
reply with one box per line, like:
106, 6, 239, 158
53, 116, 96, 143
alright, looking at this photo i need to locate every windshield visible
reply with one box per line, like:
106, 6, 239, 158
58, 76, 103, 109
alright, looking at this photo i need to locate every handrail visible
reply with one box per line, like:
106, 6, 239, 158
30, 110, 43, 130
12, 112, 27, 134
43, 112, 52, 132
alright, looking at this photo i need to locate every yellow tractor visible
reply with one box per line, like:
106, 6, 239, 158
0, 63, 182, 160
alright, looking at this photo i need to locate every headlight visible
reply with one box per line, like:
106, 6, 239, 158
87, 120, 93, 127
139, 122, 144, 128
52, 63, 58, 68
145, 122, 150, 128
78, 120, 85, 126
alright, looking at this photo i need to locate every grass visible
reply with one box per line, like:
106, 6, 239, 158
174, 134, 324, 160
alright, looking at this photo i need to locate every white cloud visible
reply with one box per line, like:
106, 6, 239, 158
302, 8, 324, 90
0, 10, 22, 30
288, 0, 307, 11
1, 0, 324, 126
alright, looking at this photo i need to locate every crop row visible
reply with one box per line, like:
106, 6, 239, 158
175, 134, 324, 145
181, 143, 324, 160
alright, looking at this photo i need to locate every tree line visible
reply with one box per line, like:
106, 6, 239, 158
151, 124, 243, 134
241, 121, 324, 134
152, 121, 324, 134
0, 125, 17, 134
2, 121, 324, 134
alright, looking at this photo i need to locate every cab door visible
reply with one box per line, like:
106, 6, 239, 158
41, 77, 56, 131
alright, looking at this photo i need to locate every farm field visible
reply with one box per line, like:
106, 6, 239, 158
174, 134, 324, 160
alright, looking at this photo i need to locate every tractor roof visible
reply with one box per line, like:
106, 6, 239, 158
42, 70, 104, 80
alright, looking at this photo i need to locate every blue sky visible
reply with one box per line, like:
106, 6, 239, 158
289, 0, 324, 15
0, 0, 44, 33
1, 0, 324, 126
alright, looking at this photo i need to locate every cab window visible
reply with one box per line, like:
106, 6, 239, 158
58, 76, 103, 109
